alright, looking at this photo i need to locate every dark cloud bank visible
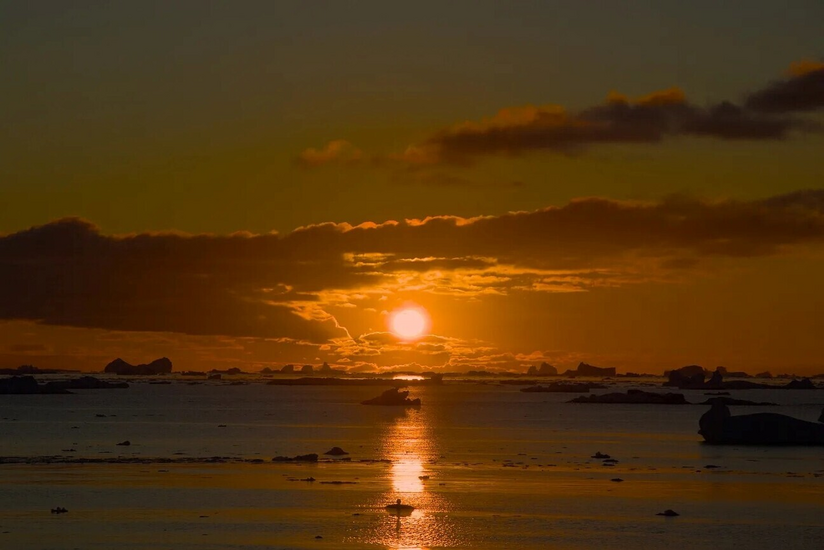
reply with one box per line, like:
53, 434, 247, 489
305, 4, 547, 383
425, 64, 824, 163
2, 189, 824, 340
300, 61, 824, 166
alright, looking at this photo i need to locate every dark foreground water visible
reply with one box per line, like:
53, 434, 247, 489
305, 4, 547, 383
1, 380, 823, 549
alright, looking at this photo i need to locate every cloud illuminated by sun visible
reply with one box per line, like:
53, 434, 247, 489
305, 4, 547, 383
388, 305, 431, 341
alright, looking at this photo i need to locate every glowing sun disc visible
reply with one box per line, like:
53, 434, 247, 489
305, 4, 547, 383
389, 306, 430, 340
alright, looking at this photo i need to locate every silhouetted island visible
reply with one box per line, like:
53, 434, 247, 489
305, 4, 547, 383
1, 375, 128, 394
569, 389, 689, 404
361, 387, 421, 406
208, 367, 245, 375
104, 357, 172, 376
521, 382, 604, 393
0, 376, 69, 394
700, 396, 778, 406
664, 365, 705, 387
665, 367, 818, 390
526, 362, 558, 376
561, 362, 616, 377
324, 447, 349, 456
0, 365, 79, 375
699, 401, 824, 445
272, 454, 319, 462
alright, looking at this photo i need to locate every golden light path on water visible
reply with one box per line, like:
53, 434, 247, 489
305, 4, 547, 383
360, 395, 463, 549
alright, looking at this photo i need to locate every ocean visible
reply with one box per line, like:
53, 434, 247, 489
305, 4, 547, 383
1, 380, 823, 549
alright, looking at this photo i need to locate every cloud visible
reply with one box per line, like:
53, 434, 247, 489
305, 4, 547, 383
296, 139, 364, 167
0, 218, 348, 343
3, 189, 824, 341
745, 60, 824, 113
302, 61, 823, 166
424, 87, 806, 164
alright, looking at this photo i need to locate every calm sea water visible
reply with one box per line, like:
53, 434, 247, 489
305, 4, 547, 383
1, 380, 823, 549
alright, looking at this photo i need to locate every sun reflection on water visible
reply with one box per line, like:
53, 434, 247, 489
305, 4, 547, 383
380, 405, 435, 501
355, 399, 463, 549
392, 458, 424, 493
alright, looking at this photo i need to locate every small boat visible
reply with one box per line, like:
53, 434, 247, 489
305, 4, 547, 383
385, 499, 415, 515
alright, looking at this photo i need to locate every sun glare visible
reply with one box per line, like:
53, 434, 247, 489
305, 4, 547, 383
389, 306, 430, 340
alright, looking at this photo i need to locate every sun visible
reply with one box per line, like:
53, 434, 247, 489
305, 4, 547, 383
388, 306, 430, 341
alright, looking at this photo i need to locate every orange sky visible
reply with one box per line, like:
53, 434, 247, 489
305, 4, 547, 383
2, 192, 824, 374
2, 3, 824, 374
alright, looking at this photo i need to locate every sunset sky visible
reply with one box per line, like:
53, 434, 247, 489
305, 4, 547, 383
2, 1, 824, 374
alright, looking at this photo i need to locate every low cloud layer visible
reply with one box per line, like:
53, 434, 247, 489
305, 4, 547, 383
2, 189, 824, 348
300, 61, 823, 166
746, 60, 824, 113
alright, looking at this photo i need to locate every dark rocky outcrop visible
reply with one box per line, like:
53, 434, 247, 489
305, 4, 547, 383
527, 362, 558, 376
521, 382, 603, 393
699, 401, 824, 445
664, 365, 706, 388
64, 376, 128, 390
300, 364, 314, 374
577, 362, 616, 376
657, 509, 679, 517
0, 376, 69, 394
361, 387, 421, 407
272, 454, 319, 462
785, 378, 816, 390
569, 389, 689, 404
1, 376, 39, 394
756, 371, 773, 378
700, 397, 777, 407
718, 378, 804, 390
667, 368, 818, 390
104, 357, 172, 376
563, 362, 616, 377
324, 447, 349, 456
715, 367, 750, 378
280, 364, 295, 374
206, 368, 243, 376
706, 370, 723, 387
1, 375, 127, 394
0, 365, 78, 375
